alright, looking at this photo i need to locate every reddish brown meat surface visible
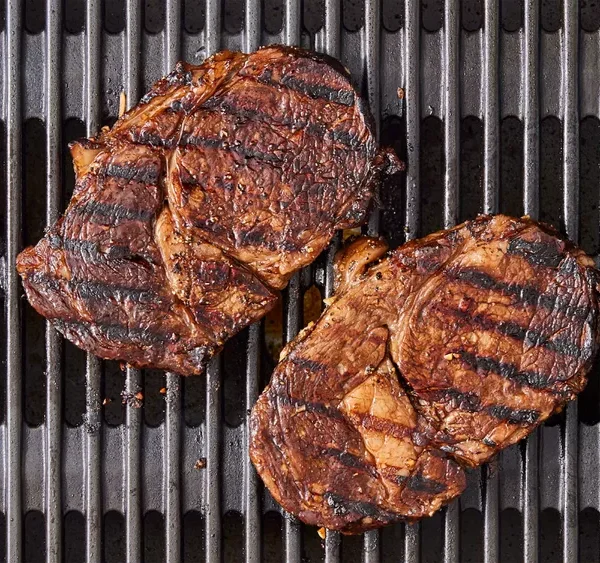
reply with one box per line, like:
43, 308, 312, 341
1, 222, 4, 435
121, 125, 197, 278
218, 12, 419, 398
16, 46, 398, 375
250, 215, 600, 532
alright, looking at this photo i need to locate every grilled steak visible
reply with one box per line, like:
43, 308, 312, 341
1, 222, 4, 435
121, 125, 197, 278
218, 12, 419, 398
16, 46, 399, 375
250, 215, 600, 532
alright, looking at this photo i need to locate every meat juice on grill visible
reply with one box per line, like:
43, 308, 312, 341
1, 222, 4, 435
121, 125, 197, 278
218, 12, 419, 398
16, 46, 400, 375
250, 215, 600, 532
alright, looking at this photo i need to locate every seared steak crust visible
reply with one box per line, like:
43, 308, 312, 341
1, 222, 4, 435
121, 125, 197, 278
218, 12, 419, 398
17, 46, 398, 375
250, 215, 600, 532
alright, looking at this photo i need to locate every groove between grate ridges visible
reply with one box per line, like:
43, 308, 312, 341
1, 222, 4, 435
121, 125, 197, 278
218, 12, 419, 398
44, 0, 63, 561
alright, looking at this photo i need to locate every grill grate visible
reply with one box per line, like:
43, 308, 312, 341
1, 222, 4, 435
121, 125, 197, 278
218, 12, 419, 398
2, 1, 600, 561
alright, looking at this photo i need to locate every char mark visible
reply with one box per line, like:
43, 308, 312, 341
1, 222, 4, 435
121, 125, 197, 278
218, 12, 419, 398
73, 201, 155, 223
439, 304, 583, 358
29, 272, 159, 303
426, 387, 542, 425
102, 162, 160, 184
447, 267, 591, 319
53, 318, 174, 346
323, 492, 397, 521
398, 473, 447, 495
199, 97, 363, 149
257, 73, 355, 106
49, 235, 149, 264
180, 134, 283, 164
457, 349, 552, 389
271, 390, 345, 421
486, 405, 541, 425
321, 447, 378, 477
507, 238, 564, 268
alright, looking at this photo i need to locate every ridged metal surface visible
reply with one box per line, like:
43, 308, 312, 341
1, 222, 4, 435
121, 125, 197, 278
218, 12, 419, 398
2, 0, 600, 561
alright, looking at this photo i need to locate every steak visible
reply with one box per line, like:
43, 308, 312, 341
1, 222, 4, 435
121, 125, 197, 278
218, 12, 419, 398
250, 215, 600, 532
16, 46, 399, 375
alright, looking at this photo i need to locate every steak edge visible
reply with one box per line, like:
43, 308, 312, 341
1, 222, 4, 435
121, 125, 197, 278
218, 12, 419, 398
16, 46, 400, 375
250, 214, 600, 532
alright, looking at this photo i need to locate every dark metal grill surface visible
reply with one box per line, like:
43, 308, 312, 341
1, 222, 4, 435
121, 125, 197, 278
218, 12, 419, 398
2, 1, 600, 561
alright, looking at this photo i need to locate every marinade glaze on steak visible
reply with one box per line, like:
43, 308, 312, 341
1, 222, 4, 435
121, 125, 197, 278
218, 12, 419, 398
250, 215, 600, 532
16, 46, 399, 375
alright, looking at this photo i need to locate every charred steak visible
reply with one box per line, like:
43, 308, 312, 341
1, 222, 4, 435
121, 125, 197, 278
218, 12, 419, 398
16, 46, 398, 375
250, 215, 600, 532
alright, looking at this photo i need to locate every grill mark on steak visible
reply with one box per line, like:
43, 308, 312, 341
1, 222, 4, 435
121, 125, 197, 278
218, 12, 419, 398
199, 97, 363, 149
49, 235, 152, 265
323, 492, 397, 521
456, 349, 552, 389
486, 405, 541, 424
507, 238, 564, 268
179, 134, 283, 164
53, 318, 175, 346
346, 412, 414, 440
397, 473, 448, 494
271, 390, 346, 421
436, 303, 584, 358
256, 73, 356, 106
426, 388, 541, 424
29, 272, 160, 303
447, 267, 592, 319
102, 162, 160, 183
73, 201, 156, 223
321, 447, 378, 477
